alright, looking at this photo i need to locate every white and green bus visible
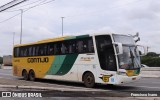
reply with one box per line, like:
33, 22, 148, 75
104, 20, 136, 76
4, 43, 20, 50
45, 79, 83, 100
13, 33, 146, 88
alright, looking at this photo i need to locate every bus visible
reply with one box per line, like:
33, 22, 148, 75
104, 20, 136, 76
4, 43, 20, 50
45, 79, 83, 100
12, 33, 146, 88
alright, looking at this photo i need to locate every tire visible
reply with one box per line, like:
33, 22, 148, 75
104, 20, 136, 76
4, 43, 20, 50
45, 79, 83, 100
22, 70, 28, 80
83, 72, 95, 88
29, 70, 35, 81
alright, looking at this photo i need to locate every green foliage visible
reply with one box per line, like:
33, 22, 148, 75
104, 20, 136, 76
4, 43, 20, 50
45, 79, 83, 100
0, 57, 3, 64
141, 52, 160, 67
146, 52, 159, 57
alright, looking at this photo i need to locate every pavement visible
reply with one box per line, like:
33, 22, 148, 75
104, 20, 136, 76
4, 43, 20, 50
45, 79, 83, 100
0, 66, 160, 99
1, 66, 160, 78
0, 77, 108, 92
0, 66, 160, 91
0, 66, 12, 69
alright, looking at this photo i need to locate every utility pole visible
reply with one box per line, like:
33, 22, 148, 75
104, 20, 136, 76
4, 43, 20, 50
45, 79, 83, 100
13, 32, 15, 46
20, 9, 23, 44
61, 17, 65, 36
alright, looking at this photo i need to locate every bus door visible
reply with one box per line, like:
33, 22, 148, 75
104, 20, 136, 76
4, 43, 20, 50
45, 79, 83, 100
95, 35, 117, 74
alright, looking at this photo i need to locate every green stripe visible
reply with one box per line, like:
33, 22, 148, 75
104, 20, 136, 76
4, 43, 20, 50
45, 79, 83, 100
76, 34, 89, 39
55, 54, 78, 75
64, 34, 90, 41
134, 69, 140, 74
46, 55, 66, 75
64, 36, 76, 40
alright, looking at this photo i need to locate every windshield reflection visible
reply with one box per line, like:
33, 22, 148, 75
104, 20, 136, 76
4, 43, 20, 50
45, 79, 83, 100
118, 45, 141, 69
113, 34, 141, 70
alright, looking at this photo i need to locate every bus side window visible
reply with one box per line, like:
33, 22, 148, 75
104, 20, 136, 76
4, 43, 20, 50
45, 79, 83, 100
48, 43, 54, 55
68, 40, 75, 54
61, 43, 66, 54
20, 47, 25, 57
77, 40, 83, 53
68, 43, 72, 53
88, 38, 94, 53
54, 44, 57, 55
47, 45, 50, 55
14, 47, 20, 57
29, 46, 32, 56
32, 46, 36, 56
44, 44, 48, 55
83, 39, 88, 52
40, 46, 44, 56
64, 42, 69, 54
36, 46, 40, 56
75, 37, 94, 54
54, 43, 61, 55
24, 47, 28, 57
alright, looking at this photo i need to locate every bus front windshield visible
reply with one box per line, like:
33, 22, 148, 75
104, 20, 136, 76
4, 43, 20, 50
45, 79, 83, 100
113, 34, 141, 70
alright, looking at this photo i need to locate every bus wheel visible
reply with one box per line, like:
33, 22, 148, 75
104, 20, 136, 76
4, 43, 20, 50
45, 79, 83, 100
29, 70, 35, 81
83, 72, 95, 88
22, 70, 28, 80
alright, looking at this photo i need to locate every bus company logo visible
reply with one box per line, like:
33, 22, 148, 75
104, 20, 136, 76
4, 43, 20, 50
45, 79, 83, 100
2, 92, 11, 97
27, 57, 49, 63
99, 75, 112, 82
80, 57, 94, 61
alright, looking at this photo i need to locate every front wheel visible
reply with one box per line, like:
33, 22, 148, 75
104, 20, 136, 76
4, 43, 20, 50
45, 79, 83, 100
83, 72, 95, 88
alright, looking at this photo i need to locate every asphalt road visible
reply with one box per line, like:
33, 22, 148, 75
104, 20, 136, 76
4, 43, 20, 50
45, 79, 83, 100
0, 67, 15, 79
0, 66, 160, 98
0, 67, 160, 91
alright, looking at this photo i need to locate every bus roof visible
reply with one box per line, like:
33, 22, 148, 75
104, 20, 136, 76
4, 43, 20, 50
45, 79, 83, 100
14, 34, 90, 47
13, 33, 131, 47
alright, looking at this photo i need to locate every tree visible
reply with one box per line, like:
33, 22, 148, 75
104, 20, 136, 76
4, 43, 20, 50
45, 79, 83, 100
146, 52, 159, 57
141, 52, 160, 67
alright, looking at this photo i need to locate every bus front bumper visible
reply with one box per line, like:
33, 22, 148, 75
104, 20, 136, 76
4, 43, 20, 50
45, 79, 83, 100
115, 75, 141, 85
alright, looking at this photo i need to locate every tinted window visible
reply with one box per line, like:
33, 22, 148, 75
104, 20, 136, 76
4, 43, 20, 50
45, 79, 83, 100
13, 37, 94, 57
95, 35, 117, 71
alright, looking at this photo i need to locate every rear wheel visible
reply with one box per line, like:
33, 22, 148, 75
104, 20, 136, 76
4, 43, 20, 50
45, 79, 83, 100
22, 70, 28, 80
83, 72, 95, 88
29, 70, 35, 81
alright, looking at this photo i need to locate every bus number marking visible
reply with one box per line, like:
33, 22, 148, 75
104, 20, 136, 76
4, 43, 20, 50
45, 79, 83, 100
102, 75, 109, 82
100, 75, 112, 82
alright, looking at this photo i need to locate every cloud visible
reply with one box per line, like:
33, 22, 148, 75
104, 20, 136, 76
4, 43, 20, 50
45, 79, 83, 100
0, 0, 160, 56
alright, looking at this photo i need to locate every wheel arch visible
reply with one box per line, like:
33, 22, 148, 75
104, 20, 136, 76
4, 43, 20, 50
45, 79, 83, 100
29, 69, 36, 77
22, 69, 27, 76
82, 71, 94, 82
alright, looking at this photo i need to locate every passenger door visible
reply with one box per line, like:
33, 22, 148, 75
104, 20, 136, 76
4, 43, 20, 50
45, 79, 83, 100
95, 35, 117, 71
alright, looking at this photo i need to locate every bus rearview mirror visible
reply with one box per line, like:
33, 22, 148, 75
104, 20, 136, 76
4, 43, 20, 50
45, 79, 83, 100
137, 45, 148, 56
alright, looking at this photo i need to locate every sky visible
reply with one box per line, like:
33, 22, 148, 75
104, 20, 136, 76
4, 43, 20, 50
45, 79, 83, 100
0, 0, 160, 56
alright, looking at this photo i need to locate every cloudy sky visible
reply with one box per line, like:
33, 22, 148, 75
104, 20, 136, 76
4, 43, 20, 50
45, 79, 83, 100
0, 0, 160, 56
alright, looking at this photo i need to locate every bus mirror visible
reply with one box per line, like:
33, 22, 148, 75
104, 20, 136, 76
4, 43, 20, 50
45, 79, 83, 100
113, 42, 123, 55
137, 45, 147, 56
